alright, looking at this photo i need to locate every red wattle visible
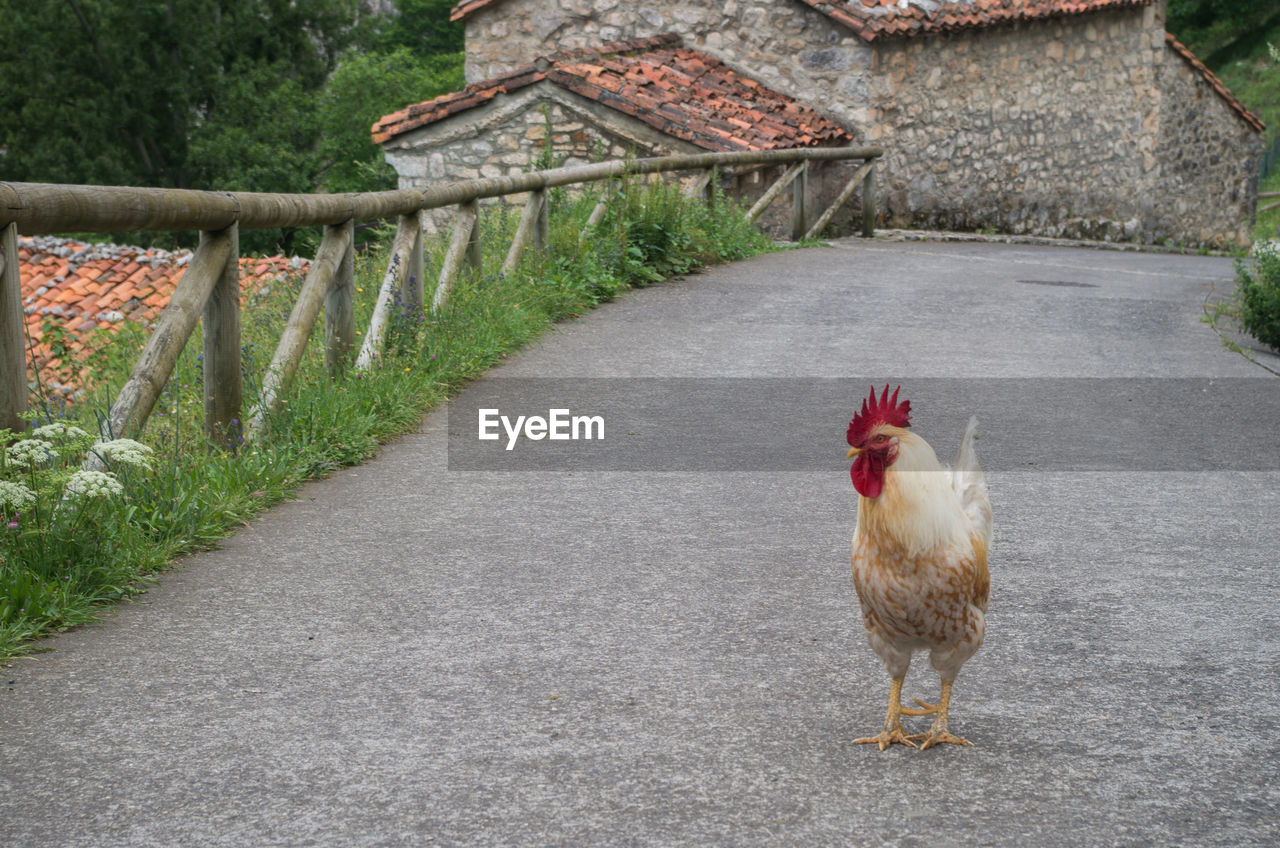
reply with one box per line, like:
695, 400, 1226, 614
850, 451, 885, 498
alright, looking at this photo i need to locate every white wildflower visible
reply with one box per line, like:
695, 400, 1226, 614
94, 438, 154, 469
63, 470, 124, 500
33, 422, 91, 442
1252, 239, 1280, 262
0, 480, 36, 511
6, 439, 56, 468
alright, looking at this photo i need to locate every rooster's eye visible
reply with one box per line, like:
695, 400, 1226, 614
874, 434, 887, 443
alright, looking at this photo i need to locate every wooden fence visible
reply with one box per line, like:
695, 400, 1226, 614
0, 146, 882, 442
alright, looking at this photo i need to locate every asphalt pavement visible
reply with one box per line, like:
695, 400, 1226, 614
2, 238, 1278, 847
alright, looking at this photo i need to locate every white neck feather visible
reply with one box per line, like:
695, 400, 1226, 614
856, 432, 971, 558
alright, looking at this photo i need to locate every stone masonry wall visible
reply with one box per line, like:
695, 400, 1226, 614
384, 82, 684, 233
382, 79, 857, 239
463, 0, 873, 130
450, 0, 1262, 247
1153, 44, 1264, 246
866, 7, 1167, 242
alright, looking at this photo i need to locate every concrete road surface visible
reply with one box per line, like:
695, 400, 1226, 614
3, 239, 1278, 847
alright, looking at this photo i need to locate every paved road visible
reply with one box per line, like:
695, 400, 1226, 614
3, 239, 1279, 847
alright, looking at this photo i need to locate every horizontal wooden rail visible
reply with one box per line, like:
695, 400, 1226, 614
4, 146, 882, 442
0, 147, 882, 234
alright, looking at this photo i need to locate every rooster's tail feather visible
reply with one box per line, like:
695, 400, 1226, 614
951, 416, 992, 547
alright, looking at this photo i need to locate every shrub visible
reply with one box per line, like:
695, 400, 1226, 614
1236, 239, 1280, 350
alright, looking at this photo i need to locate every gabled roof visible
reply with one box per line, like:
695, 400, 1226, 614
18, 236, 308, 398
373, 34, 852, 151
1165, 33, 1264, 133
450, 0, 1155, 37
792, 0, 1155, 41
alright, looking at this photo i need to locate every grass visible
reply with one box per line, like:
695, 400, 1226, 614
0, 177, 774, 663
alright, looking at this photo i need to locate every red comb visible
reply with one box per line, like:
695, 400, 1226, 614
846, 384, 911, 447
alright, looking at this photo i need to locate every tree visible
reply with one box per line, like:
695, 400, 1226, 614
1166, 0, 1280, 63
0, 0, 465, 251
0, 0, 359, 191
317, 47, 463, 195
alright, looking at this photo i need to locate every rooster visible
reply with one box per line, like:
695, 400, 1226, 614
846, 385, 992, 750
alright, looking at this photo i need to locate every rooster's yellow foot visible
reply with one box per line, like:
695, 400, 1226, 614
853, 727, 918, 750
908, 730, 974, 750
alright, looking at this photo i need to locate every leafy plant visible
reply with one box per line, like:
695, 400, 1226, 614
0, 423, 159, 649
1235, 239, 1280, 350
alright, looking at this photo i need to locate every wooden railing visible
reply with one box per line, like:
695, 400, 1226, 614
0, 146, 882, 441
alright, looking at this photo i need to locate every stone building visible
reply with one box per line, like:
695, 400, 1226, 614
376, 0, 1265, 247
373, 34, 865, 237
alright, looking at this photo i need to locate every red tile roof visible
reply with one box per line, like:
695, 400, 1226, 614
1165, 33, 1264, 133
372, 34, 853, 151
17, 236, 309, 399
450, 0, 498, 21
450, 0, 1154, 33
443, 2, 1263, 136
792, 0, 1156, 40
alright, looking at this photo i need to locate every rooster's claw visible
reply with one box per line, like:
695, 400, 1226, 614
909, 731, 974, 750
853, 728, 918, 750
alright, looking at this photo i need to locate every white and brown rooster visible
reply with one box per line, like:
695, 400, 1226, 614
846, 385, 992, 750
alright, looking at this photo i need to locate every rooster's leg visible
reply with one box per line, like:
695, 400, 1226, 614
853, 675, 917, 750
904, 679, 973, 749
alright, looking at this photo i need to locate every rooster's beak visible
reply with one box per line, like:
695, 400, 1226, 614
847, 446, 861, 458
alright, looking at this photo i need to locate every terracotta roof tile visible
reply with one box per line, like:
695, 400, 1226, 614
450, 0, 1155, 35
1164, 33, 1264, 133
16, 236, 310, 399
373, 34, 851, 152
788, 0, 1157, 40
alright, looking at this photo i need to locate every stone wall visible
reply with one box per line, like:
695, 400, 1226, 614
462, 0, 872, 130
447, 1, 1265, 247
382, 79, 862, 238
865, 7, 1168, 242
1153, 44, 1264, 246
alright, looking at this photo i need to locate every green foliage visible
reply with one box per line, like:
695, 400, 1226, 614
0, 423, 162, 651
0, 178, 777, 661
318, 48, 464, 194
1167, 1, 1280, 66
0, 0, 357, 187
365, 0, 464, 56
1235, 239, 1280, 350
0, 0, 465, 251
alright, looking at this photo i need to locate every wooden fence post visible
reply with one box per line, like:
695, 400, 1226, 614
324, 220, 355, 378
501, 190, 547, 276
465, 203, 483, 272
246, 222, 353, 438
105, 231, 234, 440
745, 163, 805, 224
861, 161, 877, 238
0, 222, 26, 433
201, 223, 242, 449
791, 161, 810, 241
433, 200, 481, 311
580, 182, 615, 243
356, 214, 423, 371
534, 188, 550, 251
405, 213, 425, 316
804, 158, 877, 241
